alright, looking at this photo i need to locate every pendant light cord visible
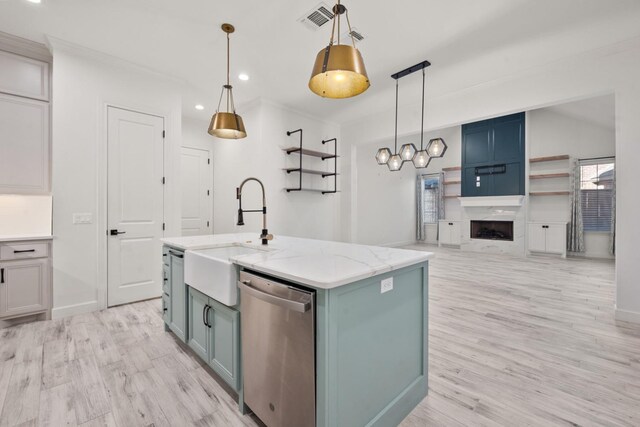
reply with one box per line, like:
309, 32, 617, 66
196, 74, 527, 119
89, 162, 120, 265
394, 79, 399, 153
420, 68, 425, 150
226, 32, 230, 112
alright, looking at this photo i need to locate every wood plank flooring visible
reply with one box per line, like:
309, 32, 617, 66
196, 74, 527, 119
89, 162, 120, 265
0, 247, 638, 426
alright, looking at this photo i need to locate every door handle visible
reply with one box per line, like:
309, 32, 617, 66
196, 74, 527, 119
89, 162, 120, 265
0, 268, 4, 284
203, 304, 212, 328
14, 249, 36, 253
109, 229, 126, 236
205, 305, 212, 329
238, 280, 311, 313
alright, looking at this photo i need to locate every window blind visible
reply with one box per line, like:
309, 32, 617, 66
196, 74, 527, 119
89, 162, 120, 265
579, 159, 614, 232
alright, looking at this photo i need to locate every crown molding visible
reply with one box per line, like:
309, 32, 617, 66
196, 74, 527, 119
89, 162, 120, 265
0, 31, 51, 63
46, 35, 185, 86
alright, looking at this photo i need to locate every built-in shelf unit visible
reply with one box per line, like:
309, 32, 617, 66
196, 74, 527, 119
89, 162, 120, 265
528, 154, 571, 197
283, 129, 338, 194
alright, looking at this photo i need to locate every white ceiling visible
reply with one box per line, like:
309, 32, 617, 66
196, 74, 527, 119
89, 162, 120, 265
1, 0, 639, 124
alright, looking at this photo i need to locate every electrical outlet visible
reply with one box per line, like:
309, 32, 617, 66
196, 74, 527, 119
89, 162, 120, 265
73, 213, 93, 224
381, 277, 393, 294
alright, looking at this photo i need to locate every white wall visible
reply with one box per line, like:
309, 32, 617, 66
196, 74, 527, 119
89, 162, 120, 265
211, 99, 342, 241
342, 37, 640, 321
353, 126, 461, 246
528, 105, 615, 259
49, 39, 182, 318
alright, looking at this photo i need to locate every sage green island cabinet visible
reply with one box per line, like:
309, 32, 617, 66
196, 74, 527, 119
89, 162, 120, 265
187, 286, 241, 391
161, 234, 432, 427
162, 246, 188, 342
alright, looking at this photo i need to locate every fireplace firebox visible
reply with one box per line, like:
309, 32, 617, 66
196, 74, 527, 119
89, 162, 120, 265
470, 220, 514, 241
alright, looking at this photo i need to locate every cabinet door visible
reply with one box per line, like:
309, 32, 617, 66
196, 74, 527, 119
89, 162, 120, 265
208, 299, 240, 391
0, 51, 49, 100
438, 222, 449, 244
545, 224, 567, 254
187, 287, 209, 361
449, 222, 462, 245
0, 94, 50, 194
528, 224, 547, 253
169, 252, 187, 341
0, 258, 49, 318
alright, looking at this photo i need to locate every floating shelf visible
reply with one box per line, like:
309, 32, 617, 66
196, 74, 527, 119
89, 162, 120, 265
283, 147, 338, 160
529, 155, 570, 163
283, 168, 338, 177
529, 191, 570, 196
284, 130, 338, 194
442, 166, 461, 172
285, 188, 340, 194
444, 180, 461, 185
529, 173, 570, 179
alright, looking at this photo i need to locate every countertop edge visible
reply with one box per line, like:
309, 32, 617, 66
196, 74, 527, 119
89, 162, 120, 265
0, 235, 54, 243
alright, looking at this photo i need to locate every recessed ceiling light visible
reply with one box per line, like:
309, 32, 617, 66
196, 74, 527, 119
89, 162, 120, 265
195, 104, 204, 110
238, 73, 250, 81
26, 0, 42, 3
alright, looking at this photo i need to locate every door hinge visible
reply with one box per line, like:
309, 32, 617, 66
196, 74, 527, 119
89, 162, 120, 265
162, 177, 166, 184
162, 130, 166, 138
162, 223, 165, 231
208, 158, 210, 164
207, 190, 210, 196
207, 221, 210, 227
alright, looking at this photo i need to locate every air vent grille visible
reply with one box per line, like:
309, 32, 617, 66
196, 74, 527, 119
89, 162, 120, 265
299, 2, 335, 31
338, 27, 365, 43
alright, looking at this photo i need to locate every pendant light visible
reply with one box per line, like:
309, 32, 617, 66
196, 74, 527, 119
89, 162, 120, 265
411, 67, 431, 168
208, 23, 247, 139
308, 1, 370, 99
375, 61, 447, 170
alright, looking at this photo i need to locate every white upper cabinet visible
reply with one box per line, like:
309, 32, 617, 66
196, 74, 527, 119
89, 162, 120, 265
0, 93, 50, 193
0, 51, 50, 101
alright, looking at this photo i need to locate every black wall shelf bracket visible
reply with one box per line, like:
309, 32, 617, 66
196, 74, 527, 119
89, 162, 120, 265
321, 138, 338, 194
285, 129, 303, 192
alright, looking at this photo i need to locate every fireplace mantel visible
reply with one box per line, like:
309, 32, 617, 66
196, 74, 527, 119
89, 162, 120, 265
458, 195, 525, 207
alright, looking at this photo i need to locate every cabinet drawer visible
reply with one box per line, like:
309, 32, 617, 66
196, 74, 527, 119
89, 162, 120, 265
162, 293, 170, 324
163, 265, 170, 294
0, 242, 48, 260
162, 246, 170, 266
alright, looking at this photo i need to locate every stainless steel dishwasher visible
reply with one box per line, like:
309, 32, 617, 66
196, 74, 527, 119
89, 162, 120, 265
238, 271, 315, 427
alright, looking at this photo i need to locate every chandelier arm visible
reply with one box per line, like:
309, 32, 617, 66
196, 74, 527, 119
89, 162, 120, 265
329, 5, 337, 45
420, 68, 425, 150
394, 80, 399, 153
345, 9, 357, 49
337, 0, 341, 45
216, 85, 225, 113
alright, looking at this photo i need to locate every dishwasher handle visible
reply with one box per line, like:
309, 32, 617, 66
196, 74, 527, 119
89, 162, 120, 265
238, 280, 310, 313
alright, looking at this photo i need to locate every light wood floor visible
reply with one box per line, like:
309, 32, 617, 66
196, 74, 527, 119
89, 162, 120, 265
0, 247, 638, 426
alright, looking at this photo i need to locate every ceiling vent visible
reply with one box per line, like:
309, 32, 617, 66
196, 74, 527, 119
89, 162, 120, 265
299, 2, 334, 31
339, 27, 365, 44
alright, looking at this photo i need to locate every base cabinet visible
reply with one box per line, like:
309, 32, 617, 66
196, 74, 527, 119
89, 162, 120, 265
528, 222, 567, 257
438, 220, 462, 246
0, 240, 51, 320
167, 249, 187, 341
187, 286, 241, 391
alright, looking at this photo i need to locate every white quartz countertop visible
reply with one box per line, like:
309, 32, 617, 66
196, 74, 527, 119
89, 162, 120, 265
161, 233, 432, 289
0, 235, 54, 242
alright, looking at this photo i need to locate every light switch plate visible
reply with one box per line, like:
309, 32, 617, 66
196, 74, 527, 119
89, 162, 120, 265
73, 213, 93, 224
381, 277, 393, 294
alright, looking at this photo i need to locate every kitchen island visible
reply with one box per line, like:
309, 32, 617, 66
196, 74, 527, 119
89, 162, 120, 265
161, 233, 432, 427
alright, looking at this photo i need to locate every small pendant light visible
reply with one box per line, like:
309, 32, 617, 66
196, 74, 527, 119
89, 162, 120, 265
208, 23, 247, 139
308, 1, 370, 99
387, 80, 403, 171
412, 67, 432, 168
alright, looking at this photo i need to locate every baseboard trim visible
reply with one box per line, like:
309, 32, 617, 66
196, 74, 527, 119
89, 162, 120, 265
51, 300, 99, 319
615, 306, 640, 324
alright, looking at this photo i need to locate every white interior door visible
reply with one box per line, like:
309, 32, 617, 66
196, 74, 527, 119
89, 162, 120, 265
107, 107, 164, 307
180, 147, 212, 236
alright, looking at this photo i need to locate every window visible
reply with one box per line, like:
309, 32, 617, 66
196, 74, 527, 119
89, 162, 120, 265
423, 177, 440, 224
580, 160, 614, 232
